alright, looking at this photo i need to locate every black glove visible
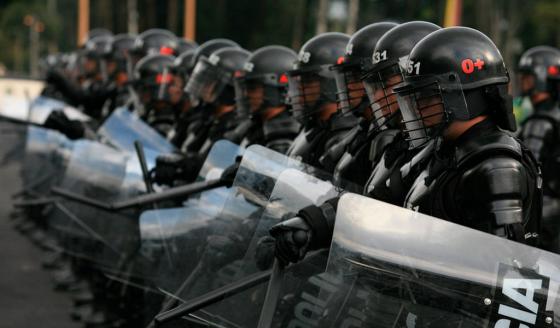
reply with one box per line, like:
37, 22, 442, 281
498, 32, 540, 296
43, 110, 85, 140
255, 236, 276, 270
45, 69, 66, 86
269, 198, 339, 266
269, 216, 313, 266
153, 152, 202, 186
220, 155, 243, 187
153, 153, 186, 186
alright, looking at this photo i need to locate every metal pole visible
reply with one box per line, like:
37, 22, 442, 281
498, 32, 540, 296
127, 0, 139, 34
78, 0, 90, 46
184, 0, 196, 40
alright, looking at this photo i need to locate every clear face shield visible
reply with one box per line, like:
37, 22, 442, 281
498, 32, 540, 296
333, 64, 368, 116
138, 68, 176, 106
363, 63, 404, 128
288, 66, 336, 124
185, 56, 230, 106
396, 72, 468, 149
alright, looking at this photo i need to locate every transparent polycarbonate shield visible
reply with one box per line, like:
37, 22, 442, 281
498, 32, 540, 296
192, 168, 346, 327
123, 140, 244, 290
21, 126, 73, 197
47, 140, 145, 273
97, 107, 176, 155
0, 120, 29, 200
28, 95, 91, 124
306, 193, 560, 327
0, 95, 30, 122
183, 139, 245, 208
147, 145, 310, 306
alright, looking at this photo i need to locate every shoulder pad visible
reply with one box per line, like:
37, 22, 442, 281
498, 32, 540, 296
262, 115, 301, 140
369, 129, 400, 163
455, 130, 522, 166
329, 113, 360, 132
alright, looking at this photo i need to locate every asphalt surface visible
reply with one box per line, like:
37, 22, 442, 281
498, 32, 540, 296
0, 126, 80, 328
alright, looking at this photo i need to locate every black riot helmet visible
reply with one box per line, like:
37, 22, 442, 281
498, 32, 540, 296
331, 22, 397, 118
132, 29, 178, 58
133, 54, 177, 105
288, 32, 350, 124
186, 47, 250, 106
518, 46, 560, 98
235, 45, 297, 120
364, 21, 440, 130
82, 28, 112, 45
171, 48, 197, 82
190, 38, 240, 68
177, 38, 198, 55
102, 34, 136, 82
394, 27, 512, 149
83, 35, 114, 80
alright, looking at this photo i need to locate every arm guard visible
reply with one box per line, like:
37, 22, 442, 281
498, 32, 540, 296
460, 156, 532, 241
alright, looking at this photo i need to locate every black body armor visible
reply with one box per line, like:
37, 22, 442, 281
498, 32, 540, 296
405, 120, 542, 245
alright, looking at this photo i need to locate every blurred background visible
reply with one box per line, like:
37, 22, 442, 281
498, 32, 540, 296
0, 0, 558, 82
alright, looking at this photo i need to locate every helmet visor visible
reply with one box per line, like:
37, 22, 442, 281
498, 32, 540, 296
363, 63, 403, 127
288, 67, 336, 123
396, 72, 468, 149
333, 65, 367, 115
185, 57, 229, 104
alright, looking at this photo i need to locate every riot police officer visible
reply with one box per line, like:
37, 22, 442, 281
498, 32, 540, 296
153, 46, 250, 186
130, 28, 180, 63
328, 21, 397, 188
518, 46, 560, 252
167, 38, 240, 152
286, 32, 357, 168
230, 45, 301, 153
132, 54, 183, 135
269, 26, 542, 266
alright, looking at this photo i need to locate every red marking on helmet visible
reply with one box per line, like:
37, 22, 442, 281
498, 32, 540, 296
278, 74, 288, 84
548, 65, 560, 76
337, 56, 345, 65
474, 59, 485, 70
156, 73, 173, 84
160, 46, 174, 55
461, 58, 485, 74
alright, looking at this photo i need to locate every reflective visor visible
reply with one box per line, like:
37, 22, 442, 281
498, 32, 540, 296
363, 63, 403, 128
185, 57, 230, 104
395, 72, 468, 149
333, 65, 367, 115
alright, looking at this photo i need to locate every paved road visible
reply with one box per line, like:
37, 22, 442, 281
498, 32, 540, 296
0, 123, 80, 328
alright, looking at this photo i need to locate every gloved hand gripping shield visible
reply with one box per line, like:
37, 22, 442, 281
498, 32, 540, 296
137, 140, 245, 291
150, 146, 356, 328
310, 193, 560, 327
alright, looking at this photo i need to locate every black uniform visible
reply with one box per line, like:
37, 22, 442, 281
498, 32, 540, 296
518, 46, 560, 252
406, 120, 541, 244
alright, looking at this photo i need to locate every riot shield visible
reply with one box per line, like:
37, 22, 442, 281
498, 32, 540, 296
47, 140, 146, 274
28, 95, 90, 124
97, 107, 176, 155
136, 140, 245, 292
151, 145, 353, 327
189, 168, 344, 327
301, 193, 560, 328
0, 94, 30, 122
21, 126, 73, 198
147, 145, 308, 308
